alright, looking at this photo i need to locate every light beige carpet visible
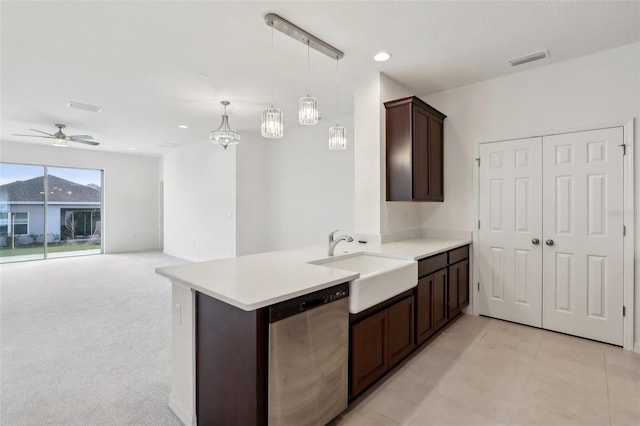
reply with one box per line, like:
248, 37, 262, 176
1, 252, 187, 425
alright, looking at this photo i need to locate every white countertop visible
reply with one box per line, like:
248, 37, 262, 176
156, 237, 471, 311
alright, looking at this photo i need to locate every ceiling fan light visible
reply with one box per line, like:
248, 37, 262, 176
52, 137, 69, 147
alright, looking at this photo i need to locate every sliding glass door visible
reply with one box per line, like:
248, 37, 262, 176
0, 163, 45, 261
0, 163, 103, 262
46, 166, 102, 259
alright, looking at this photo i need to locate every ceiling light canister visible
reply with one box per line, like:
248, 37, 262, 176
299, 95, 319, 125
262, 105, 283, 138
210, 101, 240, 150
329, 125, 347, 151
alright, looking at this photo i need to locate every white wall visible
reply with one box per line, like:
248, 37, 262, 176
0, 141, 162, 253
166, 115, 354, 259
421, 43, 640, 346
236, 132, 268, 256
353, 72, 424, 242
162, 141, 235, 262
263, 115, 355, 251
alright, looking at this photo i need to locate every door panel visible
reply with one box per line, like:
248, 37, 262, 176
542, 127, 624, 345
479, 138, 543, 327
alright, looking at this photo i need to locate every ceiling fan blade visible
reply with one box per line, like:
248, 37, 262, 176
12, 133, 54, 139
29, 128, 55, 137
72, 139, 100, 146
69, 135, 93, 140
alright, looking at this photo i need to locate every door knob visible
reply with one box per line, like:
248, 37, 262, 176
532, 238, 540, 245
545, 239, 554, 246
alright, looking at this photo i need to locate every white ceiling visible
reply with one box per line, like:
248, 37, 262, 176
2, 1, 639, 155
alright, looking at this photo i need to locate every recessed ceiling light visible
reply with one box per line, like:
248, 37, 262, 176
128, 147, 137, 151
373, 52, 391, 62
178, 124, 188, 129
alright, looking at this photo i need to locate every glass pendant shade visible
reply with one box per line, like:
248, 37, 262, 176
52, 137, 69, 147
329, 125, 347, 150
210, 101, 240, 150
261, 105, 283, 138
299, 96, 318, 125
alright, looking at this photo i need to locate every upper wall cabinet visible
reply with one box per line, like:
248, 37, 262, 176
384, 96, 446, 202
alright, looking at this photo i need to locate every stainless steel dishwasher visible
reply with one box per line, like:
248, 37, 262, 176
268, 283, 349, 426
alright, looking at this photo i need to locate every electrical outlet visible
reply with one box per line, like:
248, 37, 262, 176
174, 303, 181, 325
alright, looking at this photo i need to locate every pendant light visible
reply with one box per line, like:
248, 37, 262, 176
299, 41, 318, 125
210, 101, 240, 150
262, 26, 283, 138
329, 57, 347, 150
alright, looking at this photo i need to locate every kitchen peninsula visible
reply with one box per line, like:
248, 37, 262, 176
157, 236, 471, 426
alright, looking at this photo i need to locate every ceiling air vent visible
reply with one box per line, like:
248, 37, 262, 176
508, 50, 549, 67
68, 101, 102, 112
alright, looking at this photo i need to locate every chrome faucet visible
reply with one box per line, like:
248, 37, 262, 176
328, 229, 353, 256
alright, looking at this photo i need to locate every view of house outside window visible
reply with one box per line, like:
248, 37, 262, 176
0, 162, 103, 263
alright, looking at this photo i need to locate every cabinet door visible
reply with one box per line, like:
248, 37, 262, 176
388, 296, 415, 367
412, 106, 430, 200
416, 275, 434, 344
350, 310, 388, 397
432, 268, 448, 330
427, 117, 444, 201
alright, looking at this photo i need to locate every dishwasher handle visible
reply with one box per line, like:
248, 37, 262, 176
300, 298, 325, 311
268, 282, 349, 323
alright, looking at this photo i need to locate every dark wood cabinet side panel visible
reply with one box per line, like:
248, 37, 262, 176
433, 269, 448, 331
416, 276, 434, 344
196, 293, 267, 426
386, 106, 413, 201
448, 263, 460, 318
428, 118, 444, 201
412, 108, 430, 200
350, 310, 388, 397
388, 296, 416, 367
458, 259, 470, 310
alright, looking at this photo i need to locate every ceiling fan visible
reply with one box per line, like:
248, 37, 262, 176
12, 124, 99, 147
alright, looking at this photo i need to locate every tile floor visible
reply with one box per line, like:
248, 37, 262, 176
334, 315, 640, 426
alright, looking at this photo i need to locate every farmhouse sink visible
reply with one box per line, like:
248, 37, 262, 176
310, 252, 417, 314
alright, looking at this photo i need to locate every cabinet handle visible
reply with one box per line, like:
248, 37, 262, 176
532, 238, 540, 245
545, 239, 554, 246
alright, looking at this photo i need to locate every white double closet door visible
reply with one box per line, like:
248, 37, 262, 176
478, 127, 624, 345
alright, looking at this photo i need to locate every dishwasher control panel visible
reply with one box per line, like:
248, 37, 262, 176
268, 282, 349, 323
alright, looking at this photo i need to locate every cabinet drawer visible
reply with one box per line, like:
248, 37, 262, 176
448, 245, 469, 264
418, 253, 447, 277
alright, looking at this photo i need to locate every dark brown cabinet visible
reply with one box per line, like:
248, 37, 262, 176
449, 258, 469, 317
385, 96, 446, 202
387, 296, 415, 366
416, 268, 448, 345
415, 244, 470, 345
350, 294, 415, 398
350, 309, 388, 397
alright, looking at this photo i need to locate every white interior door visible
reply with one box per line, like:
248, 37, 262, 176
478, 138, 543, 327
542, 127, 624, 345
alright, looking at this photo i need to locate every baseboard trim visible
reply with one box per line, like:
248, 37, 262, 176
634, 342, 640, 354
168, 394, 195, 426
